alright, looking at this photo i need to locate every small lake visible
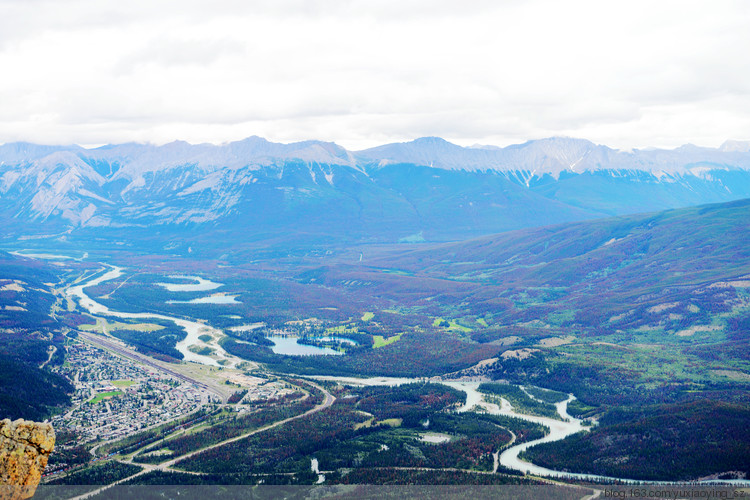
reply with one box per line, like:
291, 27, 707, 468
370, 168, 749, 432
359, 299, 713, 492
167, 294, 240, 304
10, 251, 79, 260
420, 433, 451, 444
157, 275, 222, 292
267, 336, 357, 356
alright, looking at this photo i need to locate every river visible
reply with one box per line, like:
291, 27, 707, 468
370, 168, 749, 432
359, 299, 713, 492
65, 265, 748, 485
66, 266, 237, 367
311, 376, 593, 478
313, 376, 750, 485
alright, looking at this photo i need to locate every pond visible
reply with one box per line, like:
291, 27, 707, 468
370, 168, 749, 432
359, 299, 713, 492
156, 275, 223, 292
167, 294, 240, 304
419, 433, 451, 444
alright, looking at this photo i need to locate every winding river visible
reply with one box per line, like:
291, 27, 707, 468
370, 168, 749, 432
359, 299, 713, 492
311, 376, 595, 479
313, 376, 750, 485
64, 265, 749, 486
66, 266, 237, 367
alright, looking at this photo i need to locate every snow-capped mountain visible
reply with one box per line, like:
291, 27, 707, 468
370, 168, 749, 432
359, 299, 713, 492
358, 136, 750, 176
1, 136, 749, 252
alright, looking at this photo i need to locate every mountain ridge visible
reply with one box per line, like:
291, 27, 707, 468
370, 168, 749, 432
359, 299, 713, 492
2, 135, 750, 252
4, 135, 750, 173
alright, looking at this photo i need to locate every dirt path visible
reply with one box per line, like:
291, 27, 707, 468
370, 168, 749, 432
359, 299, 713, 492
39, 345, 56, 369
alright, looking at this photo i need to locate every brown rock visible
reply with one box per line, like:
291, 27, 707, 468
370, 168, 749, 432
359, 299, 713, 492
0, 419, 55, 500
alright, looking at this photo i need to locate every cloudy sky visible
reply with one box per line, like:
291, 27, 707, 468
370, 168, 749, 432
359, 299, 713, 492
0, 0, 748, 150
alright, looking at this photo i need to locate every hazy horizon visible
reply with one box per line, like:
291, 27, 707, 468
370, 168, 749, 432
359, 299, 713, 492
1, 0, 748, 151
1, 134, 748, 153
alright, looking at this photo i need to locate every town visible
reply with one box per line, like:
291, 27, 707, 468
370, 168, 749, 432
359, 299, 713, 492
50, 341, 209, 445
44, 335, 295, 477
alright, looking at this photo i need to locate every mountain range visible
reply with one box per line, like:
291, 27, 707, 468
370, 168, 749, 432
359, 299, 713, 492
2, 136, 750, 253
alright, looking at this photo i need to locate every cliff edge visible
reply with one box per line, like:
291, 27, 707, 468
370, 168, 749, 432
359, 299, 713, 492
0, 419, 55, 500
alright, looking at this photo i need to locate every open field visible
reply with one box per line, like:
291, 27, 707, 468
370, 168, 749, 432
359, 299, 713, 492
79, 318, 165, 334
88, 391, 123, 404
110, 380, 135, 388
372, 333, 403, 348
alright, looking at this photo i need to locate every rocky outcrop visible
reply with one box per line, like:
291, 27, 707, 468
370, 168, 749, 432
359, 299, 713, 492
0, 419, 55, 500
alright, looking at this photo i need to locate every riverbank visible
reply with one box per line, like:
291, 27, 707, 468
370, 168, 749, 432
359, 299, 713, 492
66, 266, 238, 367
311, 375, 750, 486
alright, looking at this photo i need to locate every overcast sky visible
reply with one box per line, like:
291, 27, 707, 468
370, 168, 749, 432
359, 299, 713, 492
0, 0, 748, 150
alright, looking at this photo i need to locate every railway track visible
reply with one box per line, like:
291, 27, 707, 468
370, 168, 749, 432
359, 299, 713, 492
76, 330, 224, 401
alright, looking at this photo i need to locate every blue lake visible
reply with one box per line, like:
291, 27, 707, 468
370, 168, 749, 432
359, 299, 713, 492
167, 295, 240, 304
266, 336, 356, 356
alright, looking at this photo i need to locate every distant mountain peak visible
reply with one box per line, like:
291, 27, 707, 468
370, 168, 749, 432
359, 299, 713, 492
3, 135, 750, 180
530, 135, 595, 144
1, 134, 750, 239
229, 135, 270, 147
512, 136, 601, 152
720, 139, 750, 153
358, 135, 612, 173
411, 136, 456, 145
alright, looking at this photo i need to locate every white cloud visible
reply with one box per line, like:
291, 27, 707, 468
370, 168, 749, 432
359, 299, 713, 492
0, 0, 748, 150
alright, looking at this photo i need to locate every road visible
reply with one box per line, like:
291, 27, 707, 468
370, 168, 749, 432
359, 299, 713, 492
87, 406, 212, 459
158, 380, 334, 470
70, 380, 335, 500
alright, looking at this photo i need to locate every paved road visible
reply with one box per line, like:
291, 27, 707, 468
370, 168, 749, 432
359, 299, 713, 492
158, 380, 335, 470
88, 406, 212, 459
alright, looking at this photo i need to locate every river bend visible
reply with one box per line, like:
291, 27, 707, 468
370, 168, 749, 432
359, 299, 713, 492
66, 266, 237, 367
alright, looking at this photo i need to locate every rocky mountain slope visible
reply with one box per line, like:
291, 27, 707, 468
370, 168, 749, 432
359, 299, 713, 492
1, 136, 749, 252
0, 419, 55, 500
